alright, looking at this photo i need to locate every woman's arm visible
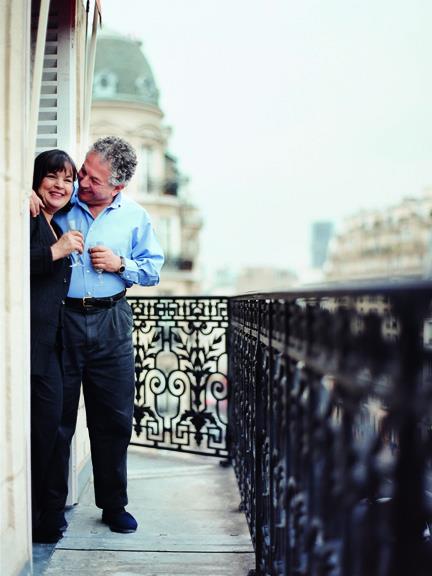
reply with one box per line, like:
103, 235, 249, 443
30, 217, 84, 275
30, 216, 55, 275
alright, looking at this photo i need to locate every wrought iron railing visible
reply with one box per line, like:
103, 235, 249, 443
229, 282, 432, 576
128, 283, 432, 575
128, 296, 229, 457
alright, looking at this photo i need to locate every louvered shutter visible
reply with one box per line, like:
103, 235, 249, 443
31, 0, 74, 156
37, 17, 59, 152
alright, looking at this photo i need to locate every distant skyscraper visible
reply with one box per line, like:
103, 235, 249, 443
311, 221, 334, 268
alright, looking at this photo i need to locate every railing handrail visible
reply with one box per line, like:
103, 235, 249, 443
129, 279, 432, 302
231, 277, 432, 300
127, 295, 229, 300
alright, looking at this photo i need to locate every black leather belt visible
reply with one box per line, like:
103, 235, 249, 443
65, 290, 126, 310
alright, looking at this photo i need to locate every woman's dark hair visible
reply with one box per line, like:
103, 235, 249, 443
32, 149, 77, 192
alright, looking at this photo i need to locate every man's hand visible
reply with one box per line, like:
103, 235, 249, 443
30, 190, 44, 217
51, 231, 84, 261
89, 245, 122, 273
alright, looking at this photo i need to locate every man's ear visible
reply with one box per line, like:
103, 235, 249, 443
112, 183, 125, 196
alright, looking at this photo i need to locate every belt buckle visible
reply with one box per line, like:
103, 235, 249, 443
82, 297, 93, 308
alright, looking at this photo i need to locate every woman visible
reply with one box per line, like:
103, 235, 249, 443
30, 149, 84, 542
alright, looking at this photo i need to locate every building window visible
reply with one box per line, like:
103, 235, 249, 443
157, 217, 181, 266
135, 76, 158, 102
139, 145, 153, 194
93, 71, 118, 98
158, 217, 171, 259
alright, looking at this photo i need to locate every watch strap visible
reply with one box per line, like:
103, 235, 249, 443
118, 255, 126, 274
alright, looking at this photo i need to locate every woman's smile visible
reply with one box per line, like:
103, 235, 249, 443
38, 165, 74, 214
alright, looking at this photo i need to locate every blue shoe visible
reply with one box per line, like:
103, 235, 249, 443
102, 508, 138, 533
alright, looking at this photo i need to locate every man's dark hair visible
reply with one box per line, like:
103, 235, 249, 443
89, 136, 138, 186
33, 149, 77, 192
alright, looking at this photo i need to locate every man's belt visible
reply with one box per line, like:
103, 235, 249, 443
65, 290, 126, 310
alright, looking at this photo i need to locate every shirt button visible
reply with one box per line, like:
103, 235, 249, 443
61, 299, 65, 305
63, 278, 68, 283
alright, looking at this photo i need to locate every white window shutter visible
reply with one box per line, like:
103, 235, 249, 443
37, 17, 59, 152
32, 1, 75, 155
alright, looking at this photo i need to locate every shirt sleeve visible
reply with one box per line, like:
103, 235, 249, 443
120, 216, 164, 287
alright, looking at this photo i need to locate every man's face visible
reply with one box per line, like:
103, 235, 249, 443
77, 151, 124, 208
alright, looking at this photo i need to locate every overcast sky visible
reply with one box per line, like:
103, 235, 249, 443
100, 0, 432, 279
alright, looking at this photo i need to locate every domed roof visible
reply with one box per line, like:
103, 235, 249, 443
93, 30, 160, 107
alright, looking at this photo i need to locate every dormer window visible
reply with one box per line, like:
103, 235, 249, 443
135, 76, 158, 102
93, 71, 118, 98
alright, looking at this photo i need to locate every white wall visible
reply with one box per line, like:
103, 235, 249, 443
0, 1, 32, 574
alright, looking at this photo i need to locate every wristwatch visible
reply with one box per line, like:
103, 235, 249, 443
117, 256, 126, 274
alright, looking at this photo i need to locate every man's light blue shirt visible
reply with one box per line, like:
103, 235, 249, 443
54, 190, 164, 298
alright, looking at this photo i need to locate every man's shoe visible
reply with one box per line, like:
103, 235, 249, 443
102, 508, 138, 533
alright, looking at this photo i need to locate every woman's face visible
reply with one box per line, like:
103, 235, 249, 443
38, 162, 74, 214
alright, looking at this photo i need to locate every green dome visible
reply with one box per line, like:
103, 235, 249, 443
93, 31, 159, 106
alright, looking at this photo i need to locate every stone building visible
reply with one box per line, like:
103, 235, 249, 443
0, 2, 101, 574
235, 267, 298, 295
91, 29, 203, 296
324, 189, 432, 282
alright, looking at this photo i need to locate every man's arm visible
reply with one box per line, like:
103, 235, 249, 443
88, 220, 164, 286
30, 190, 44, 217
120, 219, 164, 287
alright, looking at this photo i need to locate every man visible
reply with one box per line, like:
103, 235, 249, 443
31, 136, 164, 540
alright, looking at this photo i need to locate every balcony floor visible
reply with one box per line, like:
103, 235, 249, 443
34, 447, 255, 575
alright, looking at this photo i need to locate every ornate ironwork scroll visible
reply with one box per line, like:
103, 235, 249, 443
229, 284, 432, 576
128, 297, 229, 457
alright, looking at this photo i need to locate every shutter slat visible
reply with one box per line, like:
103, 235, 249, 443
33, 6, 62, 154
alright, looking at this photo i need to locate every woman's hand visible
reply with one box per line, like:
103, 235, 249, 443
51, 231, 84, 261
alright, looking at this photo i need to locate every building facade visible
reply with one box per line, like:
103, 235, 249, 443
0, 1, 100, 573
91, 30, 202, 296
235, 267, 298, 295
324, 189, 432, 282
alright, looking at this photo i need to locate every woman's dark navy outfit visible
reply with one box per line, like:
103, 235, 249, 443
30, 214, 71, 531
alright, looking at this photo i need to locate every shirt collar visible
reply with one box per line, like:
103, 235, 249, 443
71, 189, 123, 211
